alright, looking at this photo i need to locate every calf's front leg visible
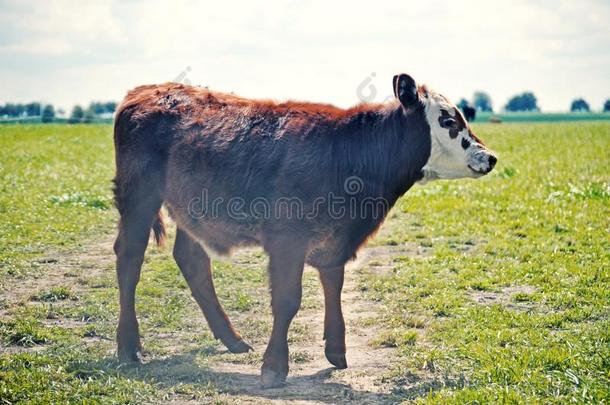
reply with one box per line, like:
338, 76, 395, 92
319, 265, 347, 369
260, 240, 306, 388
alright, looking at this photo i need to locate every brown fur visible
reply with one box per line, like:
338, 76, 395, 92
112, 77, 432, 387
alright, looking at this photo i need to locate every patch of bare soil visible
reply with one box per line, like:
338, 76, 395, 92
468, 285, 539, 312
0, 238, 115, 319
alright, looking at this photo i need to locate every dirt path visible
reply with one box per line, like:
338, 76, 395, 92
1, 231, 405, 404
206, 247, 402, 405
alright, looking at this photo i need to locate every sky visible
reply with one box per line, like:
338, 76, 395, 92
0, 0, 609, 113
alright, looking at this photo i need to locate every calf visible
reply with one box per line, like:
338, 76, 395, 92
112, 73, 497, 388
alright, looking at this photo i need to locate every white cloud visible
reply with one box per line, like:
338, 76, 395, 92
0, 0, 609, 111
0, 38, 73, 55
0, 0, 125, 43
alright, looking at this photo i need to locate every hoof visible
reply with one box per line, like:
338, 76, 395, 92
325, 350, 347, 369
118, 348, 143, 363
227, 339, 253, 354
260, 367, 287, 389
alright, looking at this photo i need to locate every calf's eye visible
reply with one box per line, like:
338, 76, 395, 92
441, 117, 456, 127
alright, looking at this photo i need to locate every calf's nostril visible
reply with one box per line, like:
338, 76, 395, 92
488, 155, 497, 168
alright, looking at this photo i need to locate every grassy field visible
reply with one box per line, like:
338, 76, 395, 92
0, 123, 608, 403
474, 112, 610, 123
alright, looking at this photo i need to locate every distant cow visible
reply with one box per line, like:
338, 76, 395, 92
112, 73, 497, 388
462, 105, 476, 122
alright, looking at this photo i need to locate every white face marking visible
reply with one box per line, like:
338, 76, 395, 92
418, 90, 497, 184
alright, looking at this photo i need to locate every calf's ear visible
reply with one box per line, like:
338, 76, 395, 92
392, 73, 419, 109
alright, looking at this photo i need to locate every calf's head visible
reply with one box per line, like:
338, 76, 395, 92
393, 73, 497, 183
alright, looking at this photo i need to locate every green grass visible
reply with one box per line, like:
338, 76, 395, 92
0, 124, 116, 280
30, 286, 76, 302
0, 317, 54, 347
0, 122, 609, 403
474, 111, 610, 123
368, 122, 610, 402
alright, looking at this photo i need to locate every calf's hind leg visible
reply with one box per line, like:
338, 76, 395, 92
114, 200, 161, 362
173, 228, 252, 353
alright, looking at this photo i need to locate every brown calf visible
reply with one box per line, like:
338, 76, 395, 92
112, 73, 496, 388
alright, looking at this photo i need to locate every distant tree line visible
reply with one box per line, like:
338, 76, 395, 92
570, 99, 589, 112
68, 102, 117, 124
0, 101, 117, 123
3, 95, 610, 124
505, 92, 539, 112
0, 102, 43, 117
458, 92, 610, 114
